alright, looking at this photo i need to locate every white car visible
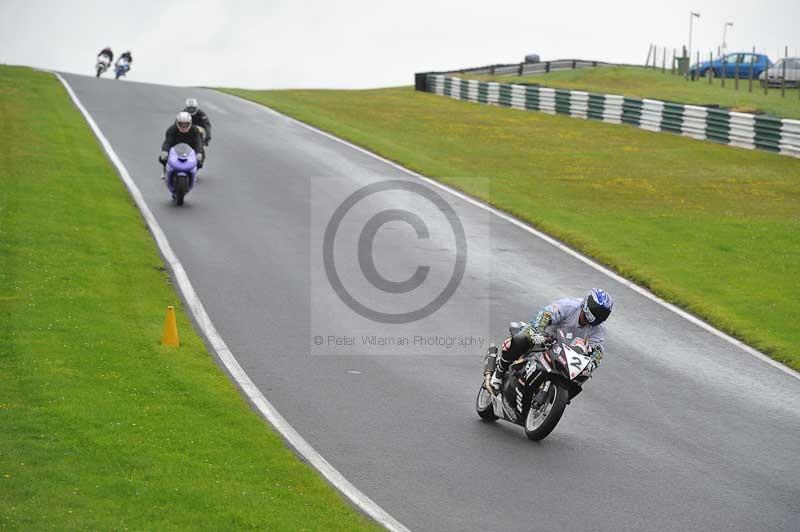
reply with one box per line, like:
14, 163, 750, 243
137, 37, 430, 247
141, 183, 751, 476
759, 57, 800, 87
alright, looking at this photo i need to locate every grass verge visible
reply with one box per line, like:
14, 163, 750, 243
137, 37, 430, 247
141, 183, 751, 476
0, 65, 381, 531
471, 66, 800, 119
220, 85, 800, 371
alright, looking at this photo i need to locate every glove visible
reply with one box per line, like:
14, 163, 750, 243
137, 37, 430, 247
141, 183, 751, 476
158, 151, 168, 164
585, 347, 603, 375
530, 331, 548, 349
584, 360, 599, 376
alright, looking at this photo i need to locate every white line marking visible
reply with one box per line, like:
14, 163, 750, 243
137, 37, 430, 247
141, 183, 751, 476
222, 90, 800, 382
55, 73, 411, 532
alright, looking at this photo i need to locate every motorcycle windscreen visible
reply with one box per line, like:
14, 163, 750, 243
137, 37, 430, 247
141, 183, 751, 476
560, 344, 592, 380
172, 143, 194, 159
169, 143, 197, 171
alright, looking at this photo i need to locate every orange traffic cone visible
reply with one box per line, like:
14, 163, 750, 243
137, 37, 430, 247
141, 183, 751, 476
161, 305, 179, 346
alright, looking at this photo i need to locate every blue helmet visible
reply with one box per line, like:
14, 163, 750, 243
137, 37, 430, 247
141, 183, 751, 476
583, 288, 613, 325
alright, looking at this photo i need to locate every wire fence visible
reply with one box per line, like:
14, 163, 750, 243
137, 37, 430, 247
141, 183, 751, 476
644, 43, 800, 99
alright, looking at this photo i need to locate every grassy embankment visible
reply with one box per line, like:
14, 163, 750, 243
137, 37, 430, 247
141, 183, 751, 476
0, 65, 381, 531
470, 66, 800, 119
221, 84, 800, 371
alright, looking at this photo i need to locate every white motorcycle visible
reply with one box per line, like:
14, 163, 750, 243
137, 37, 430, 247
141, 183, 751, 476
95, 55, 111, 78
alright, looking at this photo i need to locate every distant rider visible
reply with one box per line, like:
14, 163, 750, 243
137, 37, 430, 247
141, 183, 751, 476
159, 111, 205, 178
490, 288, 614, 391
116, 50, 133, 66
183, 98, 212, 146
98, 46, 113, 63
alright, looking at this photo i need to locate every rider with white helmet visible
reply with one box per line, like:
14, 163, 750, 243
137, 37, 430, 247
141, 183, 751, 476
158, 111, 205, 175
183, 98, 212, 146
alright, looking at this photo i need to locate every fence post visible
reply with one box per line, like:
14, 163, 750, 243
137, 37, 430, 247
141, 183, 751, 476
708, 51, 713, 84
722, 56, 726, 87
662, 46, 666, 72
695, 50, 700, 81
671, 49, 676, 74
645, 44, 653, 67
546, 61, 551, 73
735, 60, 740, 90
782, 46, 787, 97
749, 46, 754, 93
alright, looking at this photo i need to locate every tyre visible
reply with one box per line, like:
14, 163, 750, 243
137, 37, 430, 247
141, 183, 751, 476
475, 385, 498, 422
175, 174, 189, 206
524, 381, 568, 441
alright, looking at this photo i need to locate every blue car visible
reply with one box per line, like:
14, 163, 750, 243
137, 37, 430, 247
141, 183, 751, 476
691, 52, 772, 78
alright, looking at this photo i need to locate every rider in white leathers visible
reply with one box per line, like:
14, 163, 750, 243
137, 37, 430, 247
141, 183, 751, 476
490, 288, 613, 390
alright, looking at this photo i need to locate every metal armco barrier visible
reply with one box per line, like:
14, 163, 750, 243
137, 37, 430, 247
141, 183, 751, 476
419, 73, 800, 158
440, 59, 619, 78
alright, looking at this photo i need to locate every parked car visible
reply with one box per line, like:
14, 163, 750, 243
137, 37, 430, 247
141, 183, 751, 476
759, 57, 800, 87
524, 54, 541, 64
691, 52, 772, 78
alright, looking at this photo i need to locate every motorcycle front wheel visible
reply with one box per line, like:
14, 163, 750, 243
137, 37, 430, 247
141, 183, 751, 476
174, 174, 189, 206
524, 380, 568, 441
475, 385, 498, 421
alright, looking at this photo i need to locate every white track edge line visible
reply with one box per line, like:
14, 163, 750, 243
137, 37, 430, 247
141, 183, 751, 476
55, 73, 411, 532
220, 89, 800, 381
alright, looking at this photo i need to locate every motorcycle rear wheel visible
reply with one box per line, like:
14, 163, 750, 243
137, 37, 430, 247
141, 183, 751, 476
475, 385, 498, 421
524, 381, 568, 441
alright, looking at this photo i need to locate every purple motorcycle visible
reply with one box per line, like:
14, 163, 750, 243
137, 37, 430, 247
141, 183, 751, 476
164, 143, 198, 205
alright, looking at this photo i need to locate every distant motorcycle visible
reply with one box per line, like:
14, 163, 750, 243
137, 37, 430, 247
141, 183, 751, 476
114, 58, 130, 79
164, 143, 199, 206
95, 56, 111, 78
476, 323, 593, 441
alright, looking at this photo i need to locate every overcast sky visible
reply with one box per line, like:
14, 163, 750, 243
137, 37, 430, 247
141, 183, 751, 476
1, 0, 797, 89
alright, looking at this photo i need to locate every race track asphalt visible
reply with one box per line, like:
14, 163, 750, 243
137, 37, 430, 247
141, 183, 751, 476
61, 72, 800, 532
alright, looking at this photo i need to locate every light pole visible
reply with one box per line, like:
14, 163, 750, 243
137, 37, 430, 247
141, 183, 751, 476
721, 22, 733, 56
687, 11, 700, 76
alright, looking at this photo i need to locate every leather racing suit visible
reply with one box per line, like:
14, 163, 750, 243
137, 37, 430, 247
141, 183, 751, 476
495, 298, 606, 381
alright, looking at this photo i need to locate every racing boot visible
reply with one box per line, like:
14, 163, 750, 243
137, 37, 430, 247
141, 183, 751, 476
489, 369, 504, 392
489, 346, 512, 392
